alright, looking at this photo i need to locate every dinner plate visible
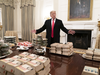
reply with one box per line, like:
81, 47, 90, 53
0, 50, 13, 59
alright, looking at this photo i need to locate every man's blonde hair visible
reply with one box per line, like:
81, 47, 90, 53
50, 11, 56, 14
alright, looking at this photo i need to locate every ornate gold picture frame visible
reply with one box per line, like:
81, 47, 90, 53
68, 0, 93, 21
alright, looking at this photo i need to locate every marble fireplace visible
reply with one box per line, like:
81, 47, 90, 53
67, 30, 91, 49
60, 22, 98, 49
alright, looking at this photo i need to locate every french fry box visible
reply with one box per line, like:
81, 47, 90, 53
7, 71, 14, 75
27, 54, 38, 60
18, 57, 31, 63
36, 56, 50, 67
11, 55, 22, 60
5, 60, 23, 73
37, 69, 45, 75
19, 52, 30, 57
27, 60, 44, 72
0, 67, 6, 75
15, 64, 35, 75
0, 58, 14, 69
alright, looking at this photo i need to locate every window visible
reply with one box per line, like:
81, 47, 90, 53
0, 8, 2, 25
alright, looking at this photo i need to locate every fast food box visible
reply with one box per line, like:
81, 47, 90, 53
0, 73, 6, 75
0, 67, 6, 75
56, 44, 64, 49
82, 66, 98, 75
62, 44, 70, 49
0, 58, 14, 69
88, 48, 94, 51
44, 68, 50, 75
62, 49, 70, 52
18, 57, 31, 63
93, 56, 100, 61
94, 51, 100, 57
5, 60, 23, 73
44, 64, 50, 71
27, 54, 38, 60
36, 56, 50, 67
15, 64, 35, 75
19, 52, 30, 57
7, 71, 14, 75
50, 49, 56, 53
37, 69, 45, 75
67, 42, 73, 47
62, 51, 71, 56
85, 55, 93, 60
86, 50, 93, 56
56, 49, 62, 54
27, 60, 44, 72
50, 43, 59, 49
11, 55, 22, 60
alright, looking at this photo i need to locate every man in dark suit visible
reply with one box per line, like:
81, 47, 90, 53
32, 11, 75, 47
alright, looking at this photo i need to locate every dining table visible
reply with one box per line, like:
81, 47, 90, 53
3, 46, 100, 75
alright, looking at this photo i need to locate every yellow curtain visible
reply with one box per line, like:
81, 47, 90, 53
95, 34, 100, 49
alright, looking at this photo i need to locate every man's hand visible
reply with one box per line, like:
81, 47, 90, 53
68, 30, 75, 35
31, 29, 36, 33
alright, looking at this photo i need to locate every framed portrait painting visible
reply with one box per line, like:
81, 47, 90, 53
68, 0, 93, 21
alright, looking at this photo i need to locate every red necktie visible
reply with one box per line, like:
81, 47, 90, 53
51, 19, 54, 38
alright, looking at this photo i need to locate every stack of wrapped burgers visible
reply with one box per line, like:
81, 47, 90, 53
62, 42, 73, 56
85, 49, 93, 60
0, 52, 50, 75
50, 43, 59, 53
56, 44, 64, 54
93, 49, 100, 61
50, 42, 74, 56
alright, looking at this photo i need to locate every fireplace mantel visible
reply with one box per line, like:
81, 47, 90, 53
60, 21, 98, 49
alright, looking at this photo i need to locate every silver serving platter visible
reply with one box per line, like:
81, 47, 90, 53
0, 50, 13, 58
17, 46, 29, 50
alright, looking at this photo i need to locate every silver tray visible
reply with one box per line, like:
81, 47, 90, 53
0, 50, 13, 58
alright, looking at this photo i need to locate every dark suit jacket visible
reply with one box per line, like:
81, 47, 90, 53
36, 18, 68, 47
